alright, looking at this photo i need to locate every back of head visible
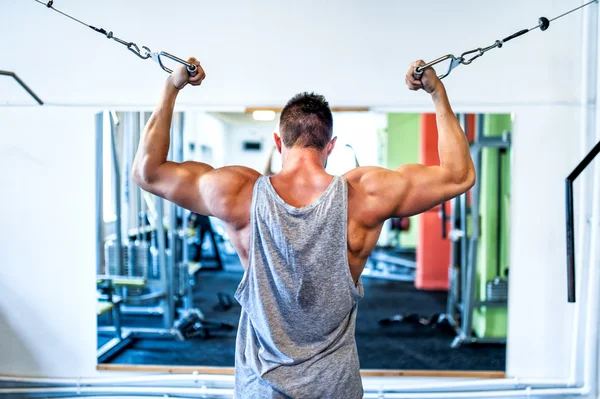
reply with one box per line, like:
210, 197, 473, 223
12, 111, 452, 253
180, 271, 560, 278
279, 92, 333, 151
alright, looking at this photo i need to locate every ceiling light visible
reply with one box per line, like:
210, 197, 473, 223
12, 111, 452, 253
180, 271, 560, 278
252, 110, 276, 121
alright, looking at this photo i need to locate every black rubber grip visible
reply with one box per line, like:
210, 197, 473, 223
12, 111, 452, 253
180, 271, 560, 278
89, 26, 113, 38
502, 29, 529, 43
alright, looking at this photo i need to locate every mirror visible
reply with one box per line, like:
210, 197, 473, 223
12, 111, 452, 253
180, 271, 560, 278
95, 110, 511, 374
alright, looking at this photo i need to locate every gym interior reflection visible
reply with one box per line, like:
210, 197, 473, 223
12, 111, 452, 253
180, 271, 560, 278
95, 111, 512, 372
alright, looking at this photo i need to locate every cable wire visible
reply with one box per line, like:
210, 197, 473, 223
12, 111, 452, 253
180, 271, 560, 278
34, 0, 197, 73
417, 0, 598, 79
34, 0, 89, 28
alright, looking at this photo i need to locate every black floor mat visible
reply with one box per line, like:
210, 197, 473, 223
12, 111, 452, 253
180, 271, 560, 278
99, 258, 506, 371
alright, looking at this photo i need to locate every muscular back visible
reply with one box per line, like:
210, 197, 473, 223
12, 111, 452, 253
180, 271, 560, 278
207, 166, 412, 284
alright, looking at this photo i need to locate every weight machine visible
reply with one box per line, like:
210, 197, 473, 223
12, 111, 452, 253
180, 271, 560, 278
95, 111, 232, 363
380, 114, 510, 348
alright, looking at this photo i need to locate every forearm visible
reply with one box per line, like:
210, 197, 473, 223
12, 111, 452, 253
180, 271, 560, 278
133, 78, 179, 183
431, 85, 473, 182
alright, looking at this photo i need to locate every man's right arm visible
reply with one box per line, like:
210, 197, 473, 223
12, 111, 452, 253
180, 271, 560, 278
393, 71, 475, 217
349, 61, 475, 220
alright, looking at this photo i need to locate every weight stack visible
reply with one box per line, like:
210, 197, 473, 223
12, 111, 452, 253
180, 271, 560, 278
104, 240, 128, 276
146, 250, 178, 281
486, 277, 508, 302
173, 263, 189, 296
126, 243, 135, 277
127, 241, 150, 278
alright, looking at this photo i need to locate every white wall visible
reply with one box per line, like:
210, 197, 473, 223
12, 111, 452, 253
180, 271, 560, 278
224, 124, 276, 171
329, 113, 383, 170
184, 112, 227, 167
0, 107, 98, 377
220, 112, 383, 175
0, 1, 583, 108
506, 106, 581, 379
0, 0, 596, 387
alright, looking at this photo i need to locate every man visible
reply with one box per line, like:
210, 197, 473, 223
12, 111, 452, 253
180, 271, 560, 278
132, 58, 475, 398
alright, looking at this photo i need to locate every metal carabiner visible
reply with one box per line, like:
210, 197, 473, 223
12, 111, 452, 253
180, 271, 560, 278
414, 54, 463, 80
149, 51, 198, 76
460, 40, 503, 66
459, 48, 484, 66
126, 43, 152, 60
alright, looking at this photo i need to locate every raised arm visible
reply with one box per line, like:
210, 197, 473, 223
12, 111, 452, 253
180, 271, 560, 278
132, 58, 258, 221
393, 61, 475, 216
348, 61, 475, 221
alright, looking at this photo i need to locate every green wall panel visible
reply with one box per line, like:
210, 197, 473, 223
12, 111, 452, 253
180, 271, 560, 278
386, 114, 420, 248
473, 114, 511, 338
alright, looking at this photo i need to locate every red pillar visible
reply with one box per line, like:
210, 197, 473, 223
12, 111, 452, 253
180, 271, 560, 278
416, 113, 451, 290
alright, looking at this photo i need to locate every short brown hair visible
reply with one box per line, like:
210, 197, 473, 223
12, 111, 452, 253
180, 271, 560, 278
279, 92, 333, 151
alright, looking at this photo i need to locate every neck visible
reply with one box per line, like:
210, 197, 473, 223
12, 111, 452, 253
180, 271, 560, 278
280, 148, 326, 174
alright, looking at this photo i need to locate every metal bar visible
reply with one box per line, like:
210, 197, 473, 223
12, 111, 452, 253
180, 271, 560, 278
470, 138, 511, 151
446, 110, 464, 321
565, 138, 600, 303
459, 192, 468, 297
566, 138, 600, 181
368, 252, 417, 268
129, 113, 141, 238
167, 115, 179, 319
446, 288, 455, 320
119, 305, 164, 316
0, 70, 44, 105
178, 113, 195, 310
109, 112, 123, 275
461, 114, 485, 343
95, 113, 104, 274
96, 274, 146, 283
440, 202, 447, 238
477, 136, 510, 146
97, 332, 133, 363
122, 291, 166, 304
449, 203, 459, 307
122, 113, 137, 276
98, 327, 175, 339
137, 113, 148, 243
566, 179, 576, 303
156, 196, 172, 328
0, 386, 234, 398
361, 269, 415, 282
152, 51, 198, 75
111, 303, 122, 339
458, 114, 468, 307
496, 148, 504, 278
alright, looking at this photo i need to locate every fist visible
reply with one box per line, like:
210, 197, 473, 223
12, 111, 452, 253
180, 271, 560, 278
405, 60, 442, 94
170, 57, 206, 90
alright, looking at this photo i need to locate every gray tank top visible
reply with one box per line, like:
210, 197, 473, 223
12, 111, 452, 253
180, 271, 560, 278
234, 175, 364, 399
